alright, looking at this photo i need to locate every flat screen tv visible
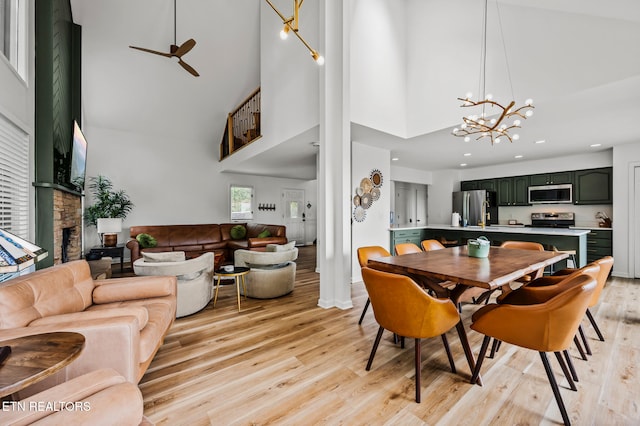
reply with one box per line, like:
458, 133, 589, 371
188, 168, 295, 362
69, 120, 88, 191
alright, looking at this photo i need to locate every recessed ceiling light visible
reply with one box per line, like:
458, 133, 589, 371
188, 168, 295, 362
590, 143, 602, 147
391, 157, 399, 161
460, 163, 467, 167
464, 153, 472, 157
535, 140, 546, 144
515, 155, 523, 159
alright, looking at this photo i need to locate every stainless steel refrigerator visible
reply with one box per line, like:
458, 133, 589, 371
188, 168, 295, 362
452, 190, 498, 226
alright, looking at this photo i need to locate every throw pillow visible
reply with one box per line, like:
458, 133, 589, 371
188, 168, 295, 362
257, 229, 271, 238
136, 233, 157, 248
142, 251, 186, 263
266, 241, 296, 252
230, 225, 247, 240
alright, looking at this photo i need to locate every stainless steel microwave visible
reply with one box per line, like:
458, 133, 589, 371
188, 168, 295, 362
528, 184, 573, 204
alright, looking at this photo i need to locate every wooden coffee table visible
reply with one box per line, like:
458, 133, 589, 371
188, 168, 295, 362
0, 332, 85, 398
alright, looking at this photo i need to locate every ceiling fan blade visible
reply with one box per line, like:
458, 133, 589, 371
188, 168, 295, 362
178, 59, 200, 77
174, 38, 196, 58
129, 45, 172, 58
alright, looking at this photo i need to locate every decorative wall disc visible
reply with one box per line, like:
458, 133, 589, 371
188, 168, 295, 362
353, 206, 366, 222
355, 187, 364, 196
353, 195, 361, 207
360, 192, 373, 209
360, 178, 373, 194
371, 187, 380, 201
370, 169, 383, 188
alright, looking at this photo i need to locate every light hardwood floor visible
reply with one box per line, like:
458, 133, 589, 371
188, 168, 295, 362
138, 246, 640, 425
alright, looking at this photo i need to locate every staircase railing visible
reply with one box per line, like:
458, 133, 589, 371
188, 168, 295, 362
220, 87, 261, 160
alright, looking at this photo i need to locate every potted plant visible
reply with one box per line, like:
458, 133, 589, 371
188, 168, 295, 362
85, 175, 134, 246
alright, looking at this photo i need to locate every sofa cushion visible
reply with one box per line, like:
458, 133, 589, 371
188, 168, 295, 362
31, 306, 150, 331
230, 225, 247, 240
0, 261, 95, 328
142, 251, 186, 263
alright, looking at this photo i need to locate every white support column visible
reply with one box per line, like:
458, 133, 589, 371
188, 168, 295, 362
317, 0, 352, 309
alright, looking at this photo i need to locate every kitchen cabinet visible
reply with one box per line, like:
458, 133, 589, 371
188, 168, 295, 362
581, 228, 612, 263
529, 171, 574, 186
574, 167, 613, 204
497, 175, 529, 206
460, 179, 496, 191
389, 228, 424, 253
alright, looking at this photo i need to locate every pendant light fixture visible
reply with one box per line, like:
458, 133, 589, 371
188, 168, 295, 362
265, 0, 324, 65
452, 0, 533, 144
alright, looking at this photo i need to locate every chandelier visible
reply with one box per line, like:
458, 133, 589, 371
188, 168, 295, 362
265, 0, 324, 65
452, 0, 533, 144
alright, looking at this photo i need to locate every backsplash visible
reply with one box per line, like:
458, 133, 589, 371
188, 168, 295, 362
498, 204, 612, 228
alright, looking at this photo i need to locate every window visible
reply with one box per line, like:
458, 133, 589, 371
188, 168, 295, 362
0, 0, 27, 79
230, 185, 254, 220
0, 113, 29, 239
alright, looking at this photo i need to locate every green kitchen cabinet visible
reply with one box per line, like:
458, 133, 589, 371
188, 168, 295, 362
389, 228, 424, 253
529, 171, 574, 186
498, 175, 529, 206
574, 167, 613, 204
460, 179, 496, 192
580, 228, 612, 263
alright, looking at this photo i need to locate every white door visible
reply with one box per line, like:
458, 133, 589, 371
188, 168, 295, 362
416, 186, 428, 226
283, 189, 305, 245
635, 166, 640, 278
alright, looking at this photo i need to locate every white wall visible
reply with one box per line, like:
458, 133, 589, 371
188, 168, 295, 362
82, 125, 315, 257
351, 141, 390, 283
350, 0, 407, 136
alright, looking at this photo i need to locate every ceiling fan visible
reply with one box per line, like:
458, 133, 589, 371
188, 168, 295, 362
129, 0, 199, 77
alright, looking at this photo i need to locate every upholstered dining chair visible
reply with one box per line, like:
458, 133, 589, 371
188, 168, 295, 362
492, 262, 601, 362
529, 256, 614, 354
394, 242, 422, 255
420, 239, 446, 251
500, 240, 546, 283
361, 267, 460, 403
470, 274, 597, 426
356, 246, 392, 325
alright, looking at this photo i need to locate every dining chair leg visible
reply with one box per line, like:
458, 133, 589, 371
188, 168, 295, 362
578, 325, 592, 356
563, 350, 579, 383
489, 338, 501, 359
441, 334, 456, 373
401, 336, 405, 349
456, 321, 482, 386
358, 298, 370, 325
366, 326, 385, 371
573, 335, 588, 361
415, 338, 422, 403
586, 308, 605, 341
554, 352, 577, 391
540, 352, 572, 426
470, 336, 491, 385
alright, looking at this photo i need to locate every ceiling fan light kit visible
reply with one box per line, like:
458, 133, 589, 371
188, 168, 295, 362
129, 0, 199, 77
451, 0, 533, 145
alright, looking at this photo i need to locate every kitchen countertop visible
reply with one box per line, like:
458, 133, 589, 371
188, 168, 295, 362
390, 224, 591, 236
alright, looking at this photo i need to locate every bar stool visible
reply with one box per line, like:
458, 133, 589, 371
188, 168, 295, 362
549, 246, 577, 273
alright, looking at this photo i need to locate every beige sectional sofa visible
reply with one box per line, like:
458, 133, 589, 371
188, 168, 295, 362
0, 259, 176, 395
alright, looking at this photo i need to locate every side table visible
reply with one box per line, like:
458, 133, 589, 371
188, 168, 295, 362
89, 244, 125, 273
213, 267, 250, 312
0, 332, 85, 398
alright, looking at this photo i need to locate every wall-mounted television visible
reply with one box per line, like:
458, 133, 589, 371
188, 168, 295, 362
69, 120, 88, 191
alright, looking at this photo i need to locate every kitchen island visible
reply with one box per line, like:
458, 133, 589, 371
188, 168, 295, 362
389, 225, 590, 268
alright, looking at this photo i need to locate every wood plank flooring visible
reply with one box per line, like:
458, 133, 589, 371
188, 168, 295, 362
136, 246, 640, 425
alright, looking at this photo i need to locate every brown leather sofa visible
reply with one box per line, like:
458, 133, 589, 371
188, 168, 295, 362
0, 260, 176, 395
127, 223, 287, 265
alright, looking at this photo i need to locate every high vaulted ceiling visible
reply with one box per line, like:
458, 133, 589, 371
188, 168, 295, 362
71, 1, 640, 180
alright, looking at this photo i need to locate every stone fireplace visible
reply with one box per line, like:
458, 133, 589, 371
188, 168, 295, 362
53, 189, 82, 264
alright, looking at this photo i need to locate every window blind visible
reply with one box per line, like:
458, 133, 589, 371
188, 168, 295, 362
0, 113, 29, 239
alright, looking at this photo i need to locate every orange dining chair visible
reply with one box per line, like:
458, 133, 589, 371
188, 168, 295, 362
394, 242, 422, 255
361, 267, 460, 403
492, 263, 601, 365
531, 256, 614, 354
420, 239, 446, 251
470, 274, 597, 426
356, 246, 392, 325
500, 240, 546, 283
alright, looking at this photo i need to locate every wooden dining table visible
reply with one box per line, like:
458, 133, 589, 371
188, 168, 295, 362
367, 245, 569, 385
